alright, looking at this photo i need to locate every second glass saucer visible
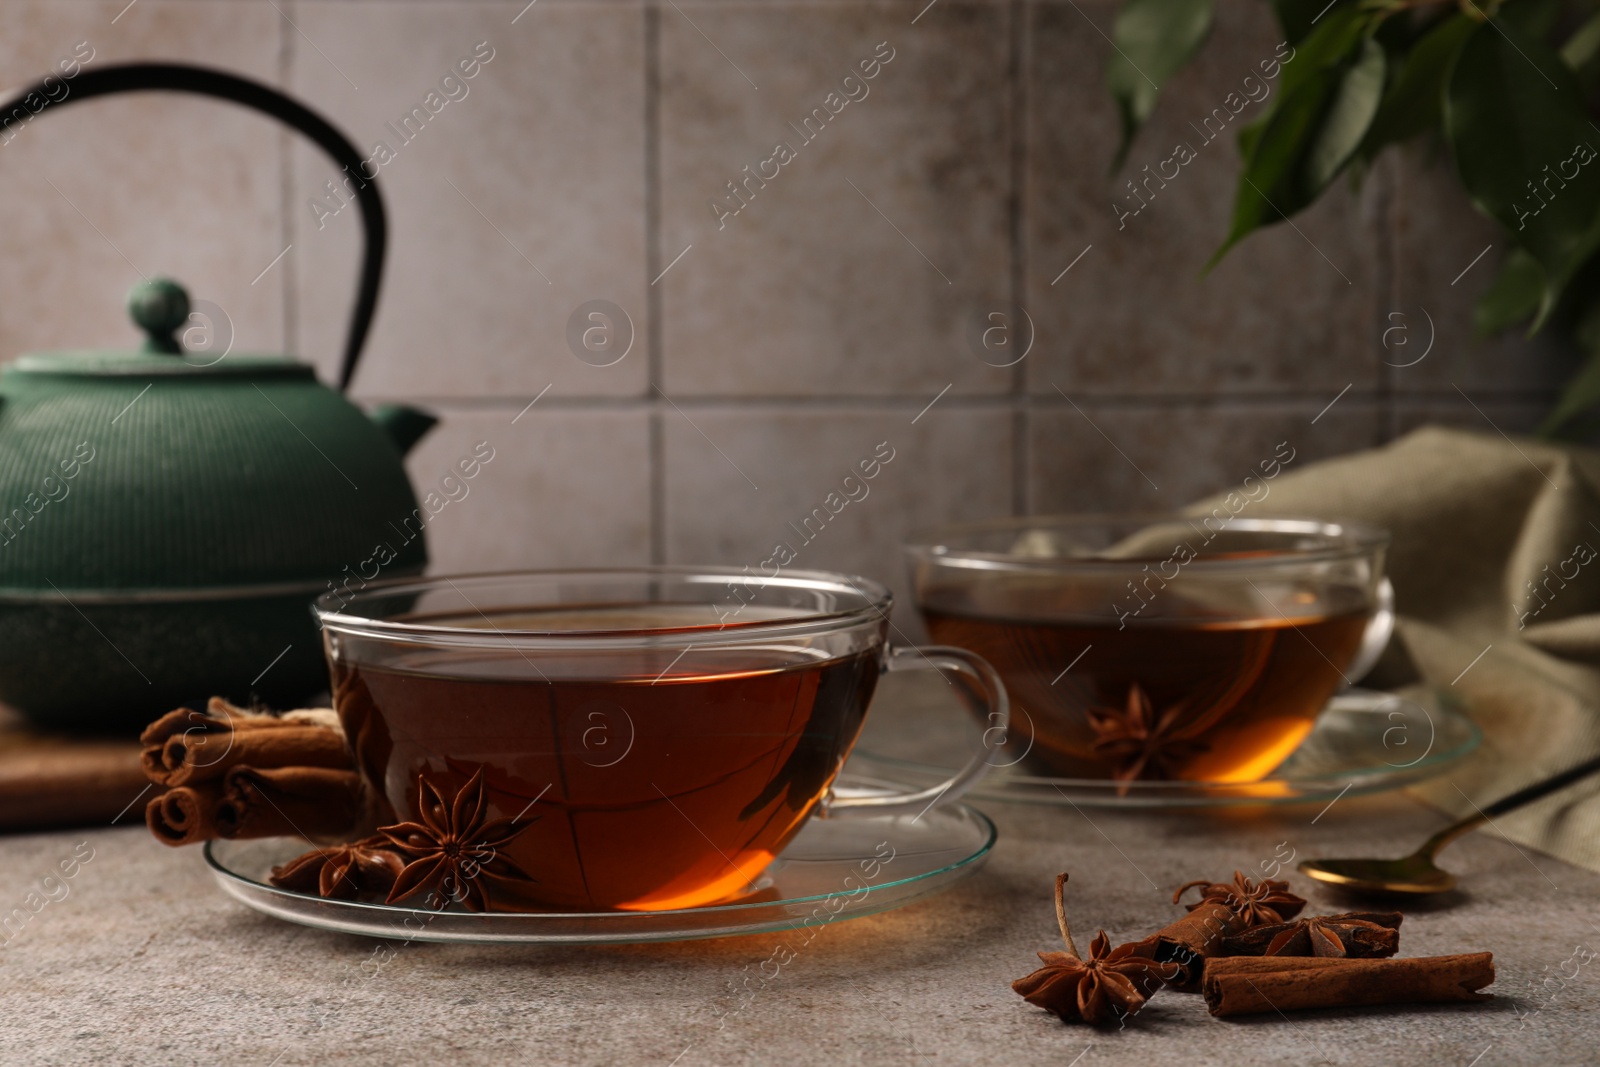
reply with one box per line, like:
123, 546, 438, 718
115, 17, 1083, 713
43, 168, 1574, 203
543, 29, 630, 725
849, 688, 1480, 809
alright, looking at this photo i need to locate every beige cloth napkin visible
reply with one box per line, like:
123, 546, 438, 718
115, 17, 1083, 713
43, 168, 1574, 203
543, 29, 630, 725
1197, 425, 1600, 873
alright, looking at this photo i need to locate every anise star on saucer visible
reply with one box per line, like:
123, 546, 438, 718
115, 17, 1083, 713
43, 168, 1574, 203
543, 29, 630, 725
1084, 683, 1207, 783
377, 766, 537, 912
1012, 874, 1162, 1026
269, 835, 406, 900
1174, 870, 1307, 927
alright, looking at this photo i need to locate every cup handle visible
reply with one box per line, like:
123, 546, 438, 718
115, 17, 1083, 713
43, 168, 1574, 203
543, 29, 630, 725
1343, 576, 1396, 687
818, 644, 1010, 819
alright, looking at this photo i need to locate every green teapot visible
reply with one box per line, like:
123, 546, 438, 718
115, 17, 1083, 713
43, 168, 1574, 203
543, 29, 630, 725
0, 64, 433, 730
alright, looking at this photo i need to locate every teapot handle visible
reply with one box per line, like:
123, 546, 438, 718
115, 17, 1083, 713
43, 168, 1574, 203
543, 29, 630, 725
0, 62, 384, 393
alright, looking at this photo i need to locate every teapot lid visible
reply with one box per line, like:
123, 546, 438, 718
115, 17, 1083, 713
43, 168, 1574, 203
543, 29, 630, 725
9, 278, 313, 380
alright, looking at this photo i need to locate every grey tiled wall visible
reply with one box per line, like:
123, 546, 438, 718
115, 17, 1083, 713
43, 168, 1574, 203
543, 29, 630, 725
0, 0, 1570, 630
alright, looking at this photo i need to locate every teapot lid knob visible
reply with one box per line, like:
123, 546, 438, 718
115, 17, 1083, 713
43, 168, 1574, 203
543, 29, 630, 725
127, 278, 190, 354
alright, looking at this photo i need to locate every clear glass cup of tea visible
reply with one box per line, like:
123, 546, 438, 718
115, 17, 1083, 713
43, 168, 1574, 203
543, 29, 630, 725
313, 568, 1007, 912
903, 515, 1392, 784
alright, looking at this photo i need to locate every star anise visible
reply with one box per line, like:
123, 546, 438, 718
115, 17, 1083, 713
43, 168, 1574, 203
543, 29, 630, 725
1217, 911, 1403, 959
1173, 870, 1307, 927
377, 766, 537, 912
1012, 874, 1162, 1025
1084, 683, 1208, 783
269, 835, 406, 900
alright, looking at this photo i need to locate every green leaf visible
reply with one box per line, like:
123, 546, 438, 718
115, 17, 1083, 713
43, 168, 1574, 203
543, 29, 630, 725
1107, 0, 1215, 171
1236, 5, 1368, 160
1578, 300, 1600, 356
1475, 248, 1545, 336
1541, 351, 1600, 438
1273, 0, 1338, 47
1303, 38, 1386, 192
1272, 5, 1370, 100
1211, 28, 1383, 266
1499, 0, 1563, 40
1561, 8, 1600, 86
1445, 20, 1600, 329
1359, 14, 1475, 157
1540, 303, 1600, 437
1210, 72, 1340, 266
1238, 115, 1265, 163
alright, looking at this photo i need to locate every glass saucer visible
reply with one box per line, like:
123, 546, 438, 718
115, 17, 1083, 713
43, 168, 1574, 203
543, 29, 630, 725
204, 774, 996, 944
849, 688, 1480, 809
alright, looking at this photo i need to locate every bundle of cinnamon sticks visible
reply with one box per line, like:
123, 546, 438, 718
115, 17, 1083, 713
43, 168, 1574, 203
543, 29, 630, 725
1012, 870, 1494, 1026
141, 698, 366, 846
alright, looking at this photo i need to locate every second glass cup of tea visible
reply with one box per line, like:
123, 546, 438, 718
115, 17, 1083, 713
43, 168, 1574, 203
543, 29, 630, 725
904, 515, 1392, 784
314, 568, 1007, 913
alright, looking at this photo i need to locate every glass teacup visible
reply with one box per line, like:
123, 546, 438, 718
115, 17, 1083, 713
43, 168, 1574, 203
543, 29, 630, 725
315, 568, 1007, 912
904, 515, 1392, 783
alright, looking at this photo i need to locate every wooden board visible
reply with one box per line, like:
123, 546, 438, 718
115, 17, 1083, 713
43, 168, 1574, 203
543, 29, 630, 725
0, 708, 148, 831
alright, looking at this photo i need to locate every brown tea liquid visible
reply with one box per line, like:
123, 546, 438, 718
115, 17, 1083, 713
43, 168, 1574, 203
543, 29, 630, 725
921, 605, 1368, 782
333, 606, 878, 912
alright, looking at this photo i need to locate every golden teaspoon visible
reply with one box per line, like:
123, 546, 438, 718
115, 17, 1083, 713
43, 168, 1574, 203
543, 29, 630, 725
1298, 752, 1600, 895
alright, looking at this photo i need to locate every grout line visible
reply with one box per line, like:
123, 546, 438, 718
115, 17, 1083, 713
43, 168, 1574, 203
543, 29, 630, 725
1007, 0, 1026, 396
230, 0, 950, 6
644, 2, 666, 566
650, 408, 666, 564
644, 1, 662, 392
342, 388, 1554, 413
1008, 0, 1028, 516
1013, 406, 1028, 515
355, 394, 1024, 412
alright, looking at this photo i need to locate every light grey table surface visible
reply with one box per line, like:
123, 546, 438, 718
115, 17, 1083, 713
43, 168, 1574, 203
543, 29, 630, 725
2, 675, 1596, 1067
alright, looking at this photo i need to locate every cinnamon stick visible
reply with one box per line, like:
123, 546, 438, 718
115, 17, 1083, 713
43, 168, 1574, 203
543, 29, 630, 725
214, 766, 364, 840
140, 698, 366, 848
1202, 954, 1495, 1017
140, 700, 348, 787
1138, 900, 1249, 992
144, 766, 365, 846
139, 700, 274, 746
150, 726, 350, 787
145, 784, 225, 846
